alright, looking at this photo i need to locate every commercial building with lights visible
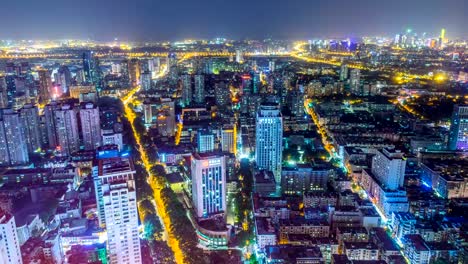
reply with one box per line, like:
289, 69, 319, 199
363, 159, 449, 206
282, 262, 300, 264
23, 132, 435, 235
93, 157, 141, 264
191, 153, 226, 218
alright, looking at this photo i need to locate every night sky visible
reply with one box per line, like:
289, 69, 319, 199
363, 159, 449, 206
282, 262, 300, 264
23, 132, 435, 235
2, 0, 466, 40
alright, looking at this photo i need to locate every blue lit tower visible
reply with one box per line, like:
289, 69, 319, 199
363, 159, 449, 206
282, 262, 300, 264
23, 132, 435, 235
255, 102, 283, 184
82, 51, 92, 83
449, 105, 468, 151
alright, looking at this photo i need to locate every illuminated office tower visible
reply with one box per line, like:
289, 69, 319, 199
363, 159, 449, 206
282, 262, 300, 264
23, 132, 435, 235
141, 71, 152, 91
0, 213, 22, 264
193, 74, 205, 104
127, 59, 141, 87
93, 157, 141, 264
181, 74, 192, 106
191, 153, 226, 218
0, 109, 29, 166
372, 148, 406, 190
19, 104, 42, 153
38, 69, 52, 104
54, 104, 80, 156
349, 69, 361, 94
80, 102, 102, 150
221, 125, 236, 154
255, 102, 283, 184
449, 105, 468, 151
197, 129, 216, 153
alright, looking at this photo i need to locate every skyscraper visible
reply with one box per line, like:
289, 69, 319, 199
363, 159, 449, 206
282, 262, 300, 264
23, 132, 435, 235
93, 157, 141, 263
350, 69, 361, 94
0, 213, 22, 264
214, 81, 229, 107
57, 65, 72, 94
181, 74, 192, 106
141, 71, 152, 91
0, 109, 29, 166
19, 104, 42, 153
82, 51, 92, 83
127, 59, 141, 87
191, 153, 226, 218
193, 74, 205, 104
371, 148, 406, 190
340, 64, 349, 81
54, 104, 80, 156
44, 102, 60, 149
235, 50, 244, 63
449, 105, 468, 151
80, 102, 102, 150
38, 69, 52, 104
0, 76, 8, 108
255, 102, 283, 184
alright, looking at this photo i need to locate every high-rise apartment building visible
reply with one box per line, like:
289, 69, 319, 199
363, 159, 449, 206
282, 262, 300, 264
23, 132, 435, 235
19, 104, 42, 153
214, 81, 229, 107
340, 64, 349, 81
191, 153, 226, 218
193, 74, 205, 104
0, 77, 8, 108
54, 104, 80, 156
0, 109, 29, 166
127, 59, 141, 87
349, 69, 361, 95
0, 213, 22, 264
181, 74, 192, 107
93, 157, 141, 264
255, 102, 283, 184
38, 69, 52, 104
141, 71, 152, 91
80, 102, 102, 150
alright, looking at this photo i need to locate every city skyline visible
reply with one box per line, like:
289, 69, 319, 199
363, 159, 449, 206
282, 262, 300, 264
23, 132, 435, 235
1, 0, 466, 41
